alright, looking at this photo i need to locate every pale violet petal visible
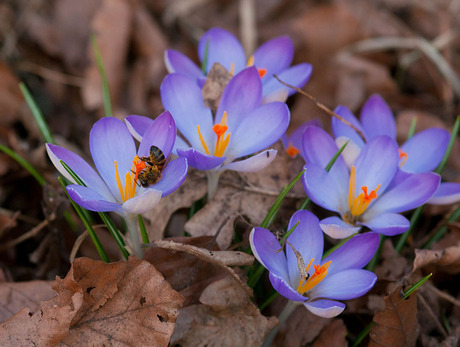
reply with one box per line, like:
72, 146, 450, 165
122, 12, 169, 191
320, 216, 361, 239
303, 299, 345, 318
221, 149, 277, 173
122, 189, 162, 215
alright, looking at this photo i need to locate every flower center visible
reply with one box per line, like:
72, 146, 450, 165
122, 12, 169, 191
114, 156, 145, 203
297, 258, 332, 295
346, 166, 381, 222
247, 55, 267, 78
398, 148, 408, 167
197, 111, 231, 157
286, 142, 300, 157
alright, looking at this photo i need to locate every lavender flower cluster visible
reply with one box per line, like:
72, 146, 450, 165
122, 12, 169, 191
47, 28, 459, 317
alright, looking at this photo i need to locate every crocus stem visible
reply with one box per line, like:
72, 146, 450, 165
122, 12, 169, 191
126, 215, 142, 258
262, 300, 300, 347
206, 170, 222, 200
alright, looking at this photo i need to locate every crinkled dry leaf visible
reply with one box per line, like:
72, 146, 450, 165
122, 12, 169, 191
369, 286, 419, 347
142, 169, 207, 241
202, 62, 232, 112
185, 142, 305, 249
0, 257, 183, 345
171, 276, 278, 346
413, 246, 460, 274
313, 319, 347, 347
0, 281, 55, 323
375, 239, 410, 281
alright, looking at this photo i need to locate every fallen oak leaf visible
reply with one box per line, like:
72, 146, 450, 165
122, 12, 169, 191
413, 247, 460, 274
369, 285, 419, 347
142, 239, 254, 297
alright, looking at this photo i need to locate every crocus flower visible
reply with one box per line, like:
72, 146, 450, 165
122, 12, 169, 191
281, 119, 321, 159
127, 67, 290, 197
46, 112, 188, 255
250, 210, 379, 318
302, 126, 440, 238
331, 94, 458, 205
164, 27, 312, 103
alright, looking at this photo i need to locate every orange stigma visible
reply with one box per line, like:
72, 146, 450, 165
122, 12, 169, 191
133, 156, 146, 182
398, 148, 408, 167
247, 55, 267, 78
196, 111, 231, 157
297, 259, 331, 294
286, 143, 300, 157
347, 166, 381, 218
114, 156, 143, 203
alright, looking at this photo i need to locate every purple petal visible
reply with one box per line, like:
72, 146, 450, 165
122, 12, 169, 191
428, 182, 460, 205
361, 212, 410, 236
215, 67, 262, 132
164, 49, 203, 80
285, 210, 324, 288
125, 115, 154, 141
354, 136, 399, 194
319, 216, 361, 239
161, 73, 214, 150
221, 149, 276, 172
229, 102, 289, 158
283, 119, 322, 158
331, 105, 366, 147
67, 185, 121, 213
369, 172, 440, 213
262, 63, 313, 101
302, 126, 349, 192
89, 117, 137, 202
310, 269, 377, 300
138, 111, 176, 158
269, 272, 307, 302
249, 227, 288, 279
149, 157, 188, 196
360, 94, 396, 139
335, 136, 361, 169
46, 144, 115, 203
177, 148, 225, 171
198, 28, 246, 74
253, 36, 294, 76
172, 136, 190, 156
303, 164, 344, 212
122, 189, 162, 215
303, 299, 345, 318
401, 128, 450, 173
323, 233, 380, 275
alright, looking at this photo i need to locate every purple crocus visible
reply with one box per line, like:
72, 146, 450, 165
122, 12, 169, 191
331, 94, 458, 205
46, 112, 188, 256
281, 119, 321, 159
164, 27, 312, 103
250, 210, 379, 318
127, 67, 290, 197
302, 126, 441, 238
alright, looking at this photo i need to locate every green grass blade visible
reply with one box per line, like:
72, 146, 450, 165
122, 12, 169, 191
201, 39, 209, 75
58, 177, 109, 262
0, 144, 46, 186
403, 273, 432, 299
138, 214, 149, 244
259, 291, 279, 311
407, 117, 417, 139
91, 35, 113, 117
395, 205, 424, 253
19, 83, 55, 144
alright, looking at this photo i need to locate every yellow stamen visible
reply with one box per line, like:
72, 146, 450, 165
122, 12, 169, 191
297, 260, 331, 294
114, 158, 141, 203
212, 111, 231, 157
348, 165, 381, 217
197, 125, 210, 155
229, 62, 235, 76
246, 55, 266, 77
246, 55, 254, 66
114, 160, 125, 202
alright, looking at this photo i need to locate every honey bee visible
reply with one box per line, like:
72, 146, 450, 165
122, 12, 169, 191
136, 146, 166, 187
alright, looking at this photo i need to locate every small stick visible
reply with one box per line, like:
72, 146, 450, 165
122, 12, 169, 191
273, 75, 367, 143
418, 293, 448, 338
427, 284, 460, 307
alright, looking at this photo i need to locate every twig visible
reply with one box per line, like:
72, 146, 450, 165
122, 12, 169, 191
142, 239, 254, 296
273, 75, 367, 143
418, 293, 449, 338
427, 284, 460, 307
0, 213, 56, 250
17, 62, 84, 87
339, 36, 460, 98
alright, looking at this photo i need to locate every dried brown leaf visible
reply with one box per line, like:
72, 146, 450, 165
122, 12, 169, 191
369, 286, 419, 347
313, 319, 348, 347
0, 281, 55, 323
202, 62, 232, 112
375, 239, 410, 281
82, 0, 133, 113
171, 276, 278, 346
413, 247, 460, 274
0, 257, 183, 345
